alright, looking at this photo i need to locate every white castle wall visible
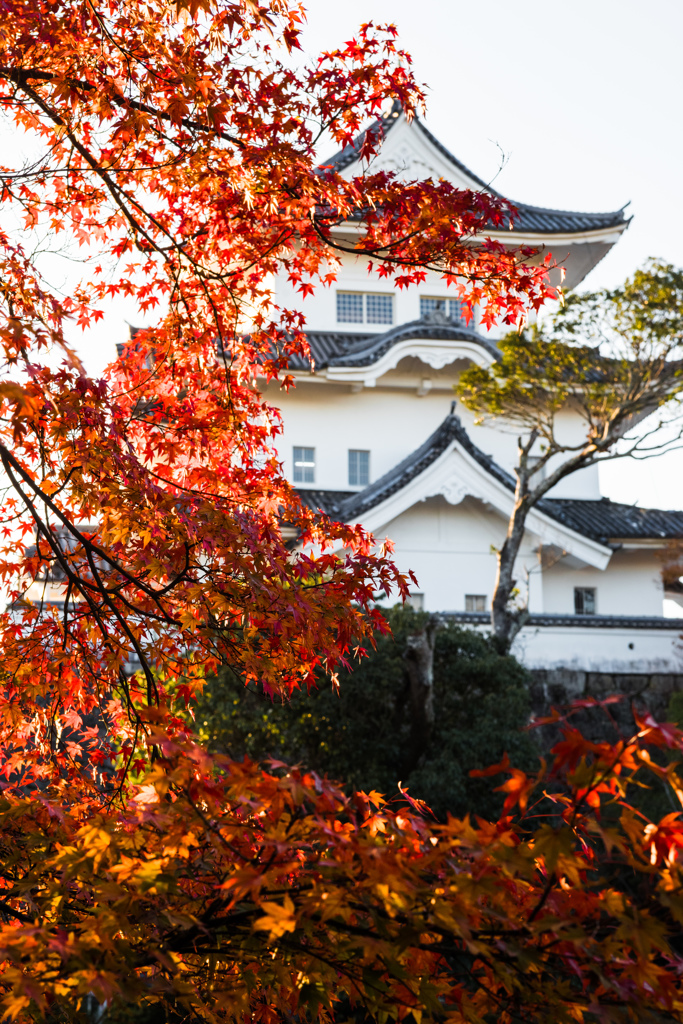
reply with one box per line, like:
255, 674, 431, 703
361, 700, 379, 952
271, 243, 603, 501
265, 235, 673, 668
264, 379, 602, 500
541, 548, 664, 618
274, 254, 480, 336
513, 624, 683, 674
378, 496, 542, 614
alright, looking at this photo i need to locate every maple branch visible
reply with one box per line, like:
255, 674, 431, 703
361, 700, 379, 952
11, 77, 181, 269
0, 67, 245, 148
0, 448, 173, 713
0, 444, 183, 612
309, 214, 541, 287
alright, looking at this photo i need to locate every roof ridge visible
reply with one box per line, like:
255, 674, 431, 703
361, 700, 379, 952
412, 115, 629, 224
333, 414, 683, 542
415, 117, 630, 228
545, 495, 682, 516
320, 99, 403, 172
507, 199, 630, 221
322, 107, 629, 234
292, 319, 500, 372
339, 413, 514, 521
412, 117, 494, 193
326, 317, 499, 368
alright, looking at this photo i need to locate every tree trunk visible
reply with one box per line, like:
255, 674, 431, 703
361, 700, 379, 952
403, 615, 441, 774
490, 498, 532, 655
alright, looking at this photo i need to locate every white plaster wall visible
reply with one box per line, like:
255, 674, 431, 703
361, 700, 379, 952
375, 496, 543, 613
263, 380, 454, 490
272, 246, 603, 501
512, 625, 683, 674
265, 376, 602, 500
540, 408, 602, 499
274, 253, 481, 335
543, 464, 601, 499
542, 549, 664, 617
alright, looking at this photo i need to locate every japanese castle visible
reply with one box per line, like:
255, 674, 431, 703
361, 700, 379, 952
263, 104, 683, 674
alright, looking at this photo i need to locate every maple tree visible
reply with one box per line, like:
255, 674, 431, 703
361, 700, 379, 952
458, 260, 683, 651
0, 1, 682, 1022
5, 700, 683, 1024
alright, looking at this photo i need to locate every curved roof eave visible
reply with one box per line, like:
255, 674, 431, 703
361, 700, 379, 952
287, 319, 499, 373
322, 107, 630, 238
328, 414, 683, 546
337, 414, 514, 520
326, 318, 499, 369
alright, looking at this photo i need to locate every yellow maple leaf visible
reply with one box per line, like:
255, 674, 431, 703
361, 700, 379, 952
254, 896, 297, 938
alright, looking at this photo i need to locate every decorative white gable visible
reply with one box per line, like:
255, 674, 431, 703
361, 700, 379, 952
323, 333, 495, 388
340, 110, 483, 189
351, 427, 612, 572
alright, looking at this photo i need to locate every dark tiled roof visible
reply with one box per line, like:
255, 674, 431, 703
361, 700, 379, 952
510, 204, 628, 235
414, 118, 629, 234
542, 498, 683, 543
321, 101, 403, 172
289, 331, 373, 370
291, 318, 498, 371
302, 414, 683, 543
444, 611, 683, 631
323, 106, 629, 237
297, 490, 355, 517
328, 318, 498, 368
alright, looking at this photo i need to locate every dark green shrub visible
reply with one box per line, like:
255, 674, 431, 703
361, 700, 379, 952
196, 607, 538, 820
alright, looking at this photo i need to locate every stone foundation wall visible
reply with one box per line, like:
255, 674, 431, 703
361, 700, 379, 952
529, 669, 683, 747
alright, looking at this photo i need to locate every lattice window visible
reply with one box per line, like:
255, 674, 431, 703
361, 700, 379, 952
336, 292, 364, 323
348, 449, 370, 487
420, 296, 463, 322
365, 293, 393, 324
336, 292, 393, 325
293, 446, 315, 484
465, 594, 487, 612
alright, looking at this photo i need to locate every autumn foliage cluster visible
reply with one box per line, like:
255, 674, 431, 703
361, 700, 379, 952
0, 1, 682, 1021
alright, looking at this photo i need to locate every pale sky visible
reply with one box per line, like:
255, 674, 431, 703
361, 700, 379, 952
298, 0, 683, 511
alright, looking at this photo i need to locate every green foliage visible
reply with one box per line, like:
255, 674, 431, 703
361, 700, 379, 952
457, 327, 594, 424
455, 260, 683, 652
667, 690, 683, 727
196, 607, 538, 820
457, 258, 683, 486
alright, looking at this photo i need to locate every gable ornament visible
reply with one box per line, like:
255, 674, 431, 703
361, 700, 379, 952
437, 476, 468, 506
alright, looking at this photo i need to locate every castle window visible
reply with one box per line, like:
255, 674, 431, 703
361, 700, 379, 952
574, 587, 596, 615
465, 594, 487, 612
348, 449, 370, 487
420, 295, 463, 322
337, 291, 393, 325
293, 446, 315, 484
336, 292, 364, 323
366, 293, 393, 324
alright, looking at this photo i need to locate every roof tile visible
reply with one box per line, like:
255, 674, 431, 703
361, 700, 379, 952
292, 319, 498, 371
322, 107, 629, 236
299, 414, 683, 542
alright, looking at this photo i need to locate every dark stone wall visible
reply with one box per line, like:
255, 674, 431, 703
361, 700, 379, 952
529, 669, 683, 748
